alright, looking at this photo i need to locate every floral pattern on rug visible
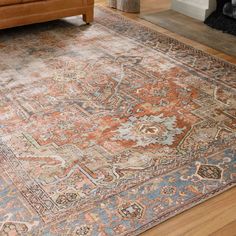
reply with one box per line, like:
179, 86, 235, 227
0, 6, 236, 236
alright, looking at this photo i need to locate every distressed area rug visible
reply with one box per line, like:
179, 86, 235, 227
0, 7, 236, 236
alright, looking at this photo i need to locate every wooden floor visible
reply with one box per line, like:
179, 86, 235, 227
142, 188, 236, 236
96, 0, 236, 64
96, 1, 236, 235
140, 9, 236, 57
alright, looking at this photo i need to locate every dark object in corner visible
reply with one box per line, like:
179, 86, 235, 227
223, 0, 236, 19
205, 0, 236, 36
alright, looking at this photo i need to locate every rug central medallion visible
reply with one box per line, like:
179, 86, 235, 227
113, 114, 184, 147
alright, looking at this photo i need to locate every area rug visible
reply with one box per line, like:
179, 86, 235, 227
140, 10, 236, 58
0, 6, 236, 236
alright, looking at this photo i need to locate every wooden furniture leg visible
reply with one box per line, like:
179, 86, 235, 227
83, 8, 94, 24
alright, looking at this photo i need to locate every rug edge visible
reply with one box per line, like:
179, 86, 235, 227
96, 6, 236, 68
128, 182, 236, 236
139, 11, 236, 59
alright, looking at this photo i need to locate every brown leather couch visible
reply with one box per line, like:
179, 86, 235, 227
0, 0, 94, 30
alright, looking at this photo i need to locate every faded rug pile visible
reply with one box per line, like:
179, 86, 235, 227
0, 7, 236, 236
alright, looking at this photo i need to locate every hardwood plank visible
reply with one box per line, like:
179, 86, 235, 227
141, 188, 236, 236
140, 10, 236, 57
95, 0, 236, 64
210, 220, 236, 236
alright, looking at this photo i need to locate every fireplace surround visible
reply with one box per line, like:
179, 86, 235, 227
223, 0, 236, 19
205, 0, 236, 36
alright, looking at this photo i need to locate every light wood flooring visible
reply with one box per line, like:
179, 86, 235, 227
96, 1, 236, 235
140, 9, 236, 57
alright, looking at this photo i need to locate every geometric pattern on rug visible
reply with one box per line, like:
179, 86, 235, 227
0, 7, 235, 236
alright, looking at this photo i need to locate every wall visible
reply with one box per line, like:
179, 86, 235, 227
171, 0, 217, 21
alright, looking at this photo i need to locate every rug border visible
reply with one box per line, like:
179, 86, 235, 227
129, 183, 236, 236
95, 5, 236, 70
138, 11, 236, 59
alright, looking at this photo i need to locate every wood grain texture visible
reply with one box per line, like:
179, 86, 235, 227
140, 10, 236, 57
141, 188, 236, 236
96, 0, 236, 235
0, 0, 94, 29
96, 0, 236, 64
